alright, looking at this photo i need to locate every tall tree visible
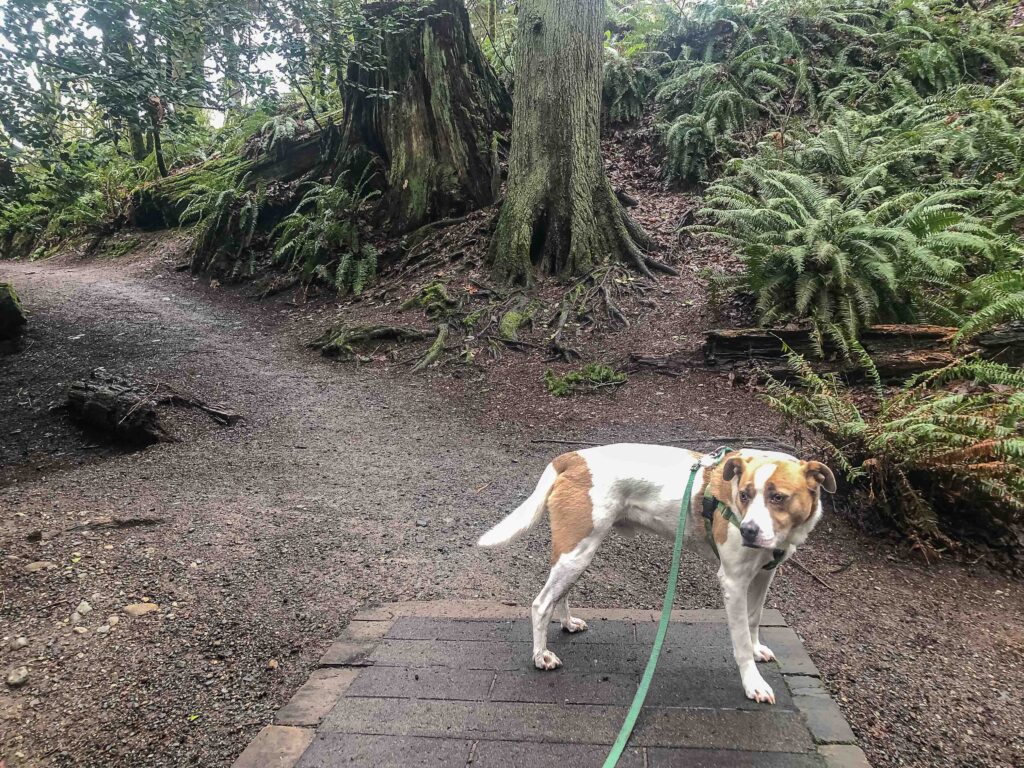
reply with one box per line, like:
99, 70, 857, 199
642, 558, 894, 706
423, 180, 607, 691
489, 0, 667, 283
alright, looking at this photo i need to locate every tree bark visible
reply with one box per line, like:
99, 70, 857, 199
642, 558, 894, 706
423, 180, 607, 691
337, 0, 510, 234
489, 0, 656, 284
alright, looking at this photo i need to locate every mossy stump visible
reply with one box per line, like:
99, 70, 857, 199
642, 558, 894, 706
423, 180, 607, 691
336, 0, 511, 234
0, 282, 27, 340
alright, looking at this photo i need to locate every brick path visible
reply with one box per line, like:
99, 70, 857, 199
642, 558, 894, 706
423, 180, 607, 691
232, 601, 869, 767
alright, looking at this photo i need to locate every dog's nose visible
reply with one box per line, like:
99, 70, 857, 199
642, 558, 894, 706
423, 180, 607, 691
740, 521, 760, 545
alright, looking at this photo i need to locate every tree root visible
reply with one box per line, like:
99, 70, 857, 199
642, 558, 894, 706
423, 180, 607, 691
311, 324, 429, 360
412, 325, 450, 372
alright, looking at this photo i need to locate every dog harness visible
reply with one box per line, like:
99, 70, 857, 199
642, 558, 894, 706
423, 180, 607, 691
701, 482, 787, 570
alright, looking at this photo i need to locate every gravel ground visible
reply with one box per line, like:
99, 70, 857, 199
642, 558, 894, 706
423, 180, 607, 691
1, 249, 1022, 768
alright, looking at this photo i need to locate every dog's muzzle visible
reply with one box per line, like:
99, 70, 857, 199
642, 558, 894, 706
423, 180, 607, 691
740, 521, 767, 548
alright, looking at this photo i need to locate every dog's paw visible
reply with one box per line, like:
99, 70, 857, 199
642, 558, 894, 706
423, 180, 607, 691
742, 672, 776, 705
561, 616, 588, 634
753, 643, 776, 663
534, 650, 562, 670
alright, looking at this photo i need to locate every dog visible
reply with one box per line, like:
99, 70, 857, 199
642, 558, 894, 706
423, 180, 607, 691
477, 444, 836, 704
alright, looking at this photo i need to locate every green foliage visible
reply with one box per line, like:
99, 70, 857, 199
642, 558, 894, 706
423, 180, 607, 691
603, 48, 668, 125
544, 364, 627, 397
651, 0, 1023, 184
181, 170, 265, 278
273, 169, 381, 294
955, 271, 1024, 346
690, 60, 1024, 336
692, 161, 1018, 336
765, 351, 1024, 552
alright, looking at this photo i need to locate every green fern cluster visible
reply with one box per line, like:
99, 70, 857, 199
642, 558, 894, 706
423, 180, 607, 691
653, 0, 1023, 184
181, 171, 266, 278
692, 67, 1024, 336
765, 352, 1024, 552
273, 169, 381, 294
544, 364, 627, 397
603, 49, 668, 125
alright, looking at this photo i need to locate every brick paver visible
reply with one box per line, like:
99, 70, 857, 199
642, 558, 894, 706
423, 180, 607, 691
233, 601, 869, 768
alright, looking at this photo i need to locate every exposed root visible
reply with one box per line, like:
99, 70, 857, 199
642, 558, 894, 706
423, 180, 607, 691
311, 324, 429, 360
412, 325, 450, 372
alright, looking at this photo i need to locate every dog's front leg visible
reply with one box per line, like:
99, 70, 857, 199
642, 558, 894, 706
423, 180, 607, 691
720, 567, 775, 704
746, 568, 777, 663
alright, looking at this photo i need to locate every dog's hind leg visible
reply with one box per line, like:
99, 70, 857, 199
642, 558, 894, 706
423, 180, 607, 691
746, 568, 777, 662
555, 596, 588, 634
532, 535, 602, 670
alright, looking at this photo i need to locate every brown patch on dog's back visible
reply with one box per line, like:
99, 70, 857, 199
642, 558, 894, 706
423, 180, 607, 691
547, 452, 594, 563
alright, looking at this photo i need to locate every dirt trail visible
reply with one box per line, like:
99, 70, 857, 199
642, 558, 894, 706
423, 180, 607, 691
1, 253, 1023, 768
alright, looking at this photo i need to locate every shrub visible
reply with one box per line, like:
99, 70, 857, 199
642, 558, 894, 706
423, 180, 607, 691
765, 351, 1024, 556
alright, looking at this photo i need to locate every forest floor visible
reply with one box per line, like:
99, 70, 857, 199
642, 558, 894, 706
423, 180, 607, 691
1, 135, 1023, 768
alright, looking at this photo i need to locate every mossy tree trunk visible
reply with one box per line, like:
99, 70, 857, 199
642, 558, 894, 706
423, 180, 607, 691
337, 0, 510, 234
489, 0, 664, 284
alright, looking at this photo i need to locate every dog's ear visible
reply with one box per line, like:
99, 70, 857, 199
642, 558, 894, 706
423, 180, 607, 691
805, 461, 837, 494
722, 455, 745, 483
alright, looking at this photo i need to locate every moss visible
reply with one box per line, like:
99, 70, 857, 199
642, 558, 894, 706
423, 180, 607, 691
498, 300, 540, 340
402, 281, 458, 318
0, 282, 28, 339
544, 363, 626, 397
101, 236, 141, 259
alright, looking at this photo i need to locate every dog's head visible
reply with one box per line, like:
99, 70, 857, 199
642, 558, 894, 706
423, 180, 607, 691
720, 451, 836, 549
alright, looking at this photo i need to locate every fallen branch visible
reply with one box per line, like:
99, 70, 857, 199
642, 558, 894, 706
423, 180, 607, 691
788, 556, 837, 591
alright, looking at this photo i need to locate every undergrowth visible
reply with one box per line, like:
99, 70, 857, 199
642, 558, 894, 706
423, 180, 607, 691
765, 351, 1024, 562
545, 364, 627, 396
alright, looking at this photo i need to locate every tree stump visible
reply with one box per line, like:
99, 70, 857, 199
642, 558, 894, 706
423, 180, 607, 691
336, 0, 511, 234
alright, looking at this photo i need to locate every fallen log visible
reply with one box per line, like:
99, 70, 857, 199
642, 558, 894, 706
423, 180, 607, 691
66, 373, 169, 444
630, 324, 1023, 382
66, 370, 241, 444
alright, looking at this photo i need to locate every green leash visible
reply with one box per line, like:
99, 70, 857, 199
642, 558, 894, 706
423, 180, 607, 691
602, 448, 728, 767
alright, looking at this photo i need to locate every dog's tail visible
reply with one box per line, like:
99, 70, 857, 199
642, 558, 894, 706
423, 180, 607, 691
477, 463, 558, 548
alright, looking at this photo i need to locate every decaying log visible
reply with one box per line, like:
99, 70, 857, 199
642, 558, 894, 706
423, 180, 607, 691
129, 134, 324, 230
310, 324, 429, 360
66, 370, 241, 444
67, 373, 169, 444
631, 324, 1024, 381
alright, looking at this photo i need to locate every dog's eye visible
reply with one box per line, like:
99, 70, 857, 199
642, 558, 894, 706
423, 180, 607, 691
738, 491, 749, 503
771, 493, 786, 504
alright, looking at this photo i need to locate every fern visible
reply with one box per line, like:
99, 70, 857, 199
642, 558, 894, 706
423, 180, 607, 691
765, 353, 1024, 552
273, 168, 381, 294
954, 271, 1024, 345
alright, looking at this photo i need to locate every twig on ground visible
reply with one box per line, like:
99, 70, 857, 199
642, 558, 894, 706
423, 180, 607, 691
788, 556, 837, 591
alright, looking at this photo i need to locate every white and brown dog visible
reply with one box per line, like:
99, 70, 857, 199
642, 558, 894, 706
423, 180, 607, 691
478, 444, 836, 704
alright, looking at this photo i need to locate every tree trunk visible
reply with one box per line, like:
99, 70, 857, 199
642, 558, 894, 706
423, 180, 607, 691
336, 0, 510, 234
128, 124, 148, 161
489, 0, 657, 284
488, 0, 497, 42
